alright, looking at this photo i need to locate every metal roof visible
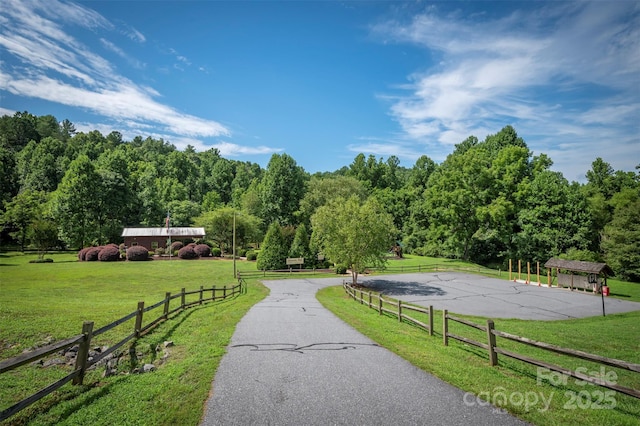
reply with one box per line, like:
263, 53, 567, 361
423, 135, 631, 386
121, 227, 206, 237
544, 258, 614, 276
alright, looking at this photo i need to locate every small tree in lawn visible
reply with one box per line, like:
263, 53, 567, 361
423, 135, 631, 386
311, 196, 396, 285
256, 222, 288, 270
28, 218, 59, 260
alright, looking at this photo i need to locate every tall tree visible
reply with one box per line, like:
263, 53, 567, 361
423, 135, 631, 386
311, 196, 396, 285
259, 153, 307, 226
196, 207, 261, 255
0, 189, 48, 251
602, 189, 640, 282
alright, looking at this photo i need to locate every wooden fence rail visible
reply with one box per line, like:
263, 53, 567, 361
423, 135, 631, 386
441, 312, 640, 400
343, 282, 434, 335
342, 282, 639, 401
0, 279, 245, 422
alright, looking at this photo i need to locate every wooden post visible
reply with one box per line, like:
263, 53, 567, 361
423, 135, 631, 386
518, 260, 521, 281
548, 269, 551, 287
537, 262, 540, 285
134, 301, 144, 337
378, 294, 382, 315
509, 259, 512, 281
73, 321, 94, 385
223, 286, 227, 298
443, 310, 449, 346
487, 319, 497, 366
368, 291, 372, 308
398, 299, 402, 322
181, 287, 186, 308
163, 292, 171, 319
212, 286, 216, 300
199, 285, 204, 304
527, 262, 530, 284
429, 305, 434, 336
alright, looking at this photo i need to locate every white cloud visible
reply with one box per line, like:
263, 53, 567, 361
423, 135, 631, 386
372, 1, 640, 179
210, 141, 283, 157
0, 0, 230, 142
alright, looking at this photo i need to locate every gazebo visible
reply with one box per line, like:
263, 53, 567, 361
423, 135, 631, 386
544, 258, 614, 294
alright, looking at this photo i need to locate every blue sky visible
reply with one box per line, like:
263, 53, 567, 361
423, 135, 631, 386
1, 0, 638, 181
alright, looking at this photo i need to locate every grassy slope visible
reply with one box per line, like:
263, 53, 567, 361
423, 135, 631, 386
0, 252, 268, 425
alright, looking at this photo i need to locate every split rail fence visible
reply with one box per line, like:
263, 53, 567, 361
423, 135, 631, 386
0, 279, 245, 421
342, 282, 640, 401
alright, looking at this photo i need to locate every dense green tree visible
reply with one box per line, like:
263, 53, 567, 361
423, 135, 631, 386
256, 222, 289, 270
210, 158, 235, 204
0, 111, 39, 151
231, 161, 263, 207
0, 189, 48, 251
52, 155, 101, 248
259, 153, 307, 226
288, 223, 314, 267
311, 196, 396, 285
195, 207, 261, 254
0, 146, 18, 208
297, 175, 367, 226
17, 137, 67, 193
602, 189, 640, 281
28, 218, 59, 258
167, 200, 202, 227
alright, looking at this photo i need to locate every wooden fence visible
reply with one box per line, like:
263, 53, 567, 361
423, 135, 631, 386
0, 279, 245, 421
342, 282, 640, 401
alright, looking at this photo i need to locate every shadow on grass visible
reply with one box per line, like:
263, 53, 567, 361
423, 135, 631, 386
364, 279, 447, 297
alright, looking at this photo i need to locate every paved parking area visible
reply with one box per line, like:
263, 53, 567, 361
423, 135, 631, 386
358, 272, 640, 320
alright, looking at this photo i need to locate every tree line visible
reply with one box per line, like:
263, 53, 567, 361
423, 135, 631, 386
1, 112, 638, 281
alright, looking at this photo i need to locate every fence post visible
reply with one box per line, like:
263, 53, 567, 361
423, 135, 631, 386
212, 286, 216, 300
443, 310, 448, 346
223, 286, 227, 298
527, 262, 531, 284
199, 285, 204, 304
378, 294, 382, 315
181, 287, 186, 309
73, 321, 94, 385
398, 299, 402, 322
163, 292, 171, 319
487, 319, 498, 366
134, 301, 144, 337
368, 291, 372, 308
509, 259, 512, 281
429, 305, 434, 336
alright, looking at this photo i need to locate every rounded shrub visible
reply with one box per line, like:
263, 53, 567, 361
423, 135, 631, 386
178, 245, 199, 259
170, 241, 184, 252
211, 247, 222, 257
335, 264, 348, 275
126, 245, 149, 261
194, 244, 211, 257
98, 245, 120, 261
85, 246, 103, 262
246, 250, 257, 261
78, 247, 91, 261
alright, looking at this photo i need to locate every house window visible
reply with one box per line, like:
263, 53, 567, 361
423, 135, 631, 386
151, 241, 159, 249
131, 242, 138, 246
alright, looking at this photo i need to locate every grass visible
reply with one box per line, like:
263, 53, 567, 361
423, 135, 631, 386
0, 252, 268, 425
317, 259, 640, 426
1, 252, 639, 425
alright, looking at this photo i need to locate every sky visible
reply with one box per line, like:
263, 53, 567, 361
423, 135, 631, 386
1, 0, 638, 182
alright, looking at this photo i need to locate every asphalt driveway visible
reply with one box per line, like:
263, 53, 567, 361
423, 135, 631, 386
200, 277, 528, 425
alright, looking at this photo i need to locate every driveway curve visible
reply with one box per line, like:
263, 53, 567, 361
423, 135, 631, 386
200, 278, 528, 425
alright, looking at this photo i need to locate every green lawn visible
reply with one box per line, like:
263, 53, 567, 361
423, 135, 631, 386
1, 252, 639, 425
0, 252, 268, 425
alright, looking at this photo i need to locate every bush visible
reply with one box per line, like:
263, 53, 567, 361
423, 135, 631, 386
170, 241, 184, 251
211, 247, 222, 257
85, 246, 103, 262
237, 248, 247, 257
194, 244, 211, 257
29, 258, 53, 263
335, 264, 348, 275
78, 247, 91, 261
98, 245, 120, 261
127, 245, 149, 261
155, 247, 165, 256
178, 245, 199, 259
246, 250, 257, 261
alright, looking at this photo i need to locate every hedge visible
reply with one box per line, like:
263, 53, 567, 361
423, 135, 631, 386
178, 245, 199, 260
126, 245, 150, 261
98, 245, 120, 261
194, 244, 211, 257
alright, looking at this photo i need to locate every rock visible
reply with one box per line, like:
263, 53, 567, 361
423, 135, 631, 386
42, 358, 65, 368
142, 363, 156, 373
163, 341, 174, 348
